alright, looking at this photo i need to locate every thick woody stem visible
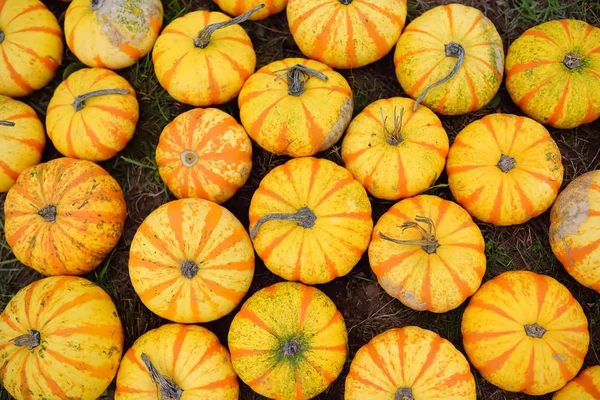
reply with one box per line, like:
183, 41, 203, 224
525, 323, 546, 338
274, 64, 329, 96
379, 216, 440, 254
37, 205, 57, 222
497, 154, 516, 173
250, 206, 317, 239
181, 260, 199, 279
72, 89, 130, 111
142, 353, 183, 400
563, 52, 582, 70
395, 388, 414, 400
283, 339, 301, 356
194, 4, 265, 49
381, 106, 405, 145
0, 120, 15, 127
11, 330, 41, 350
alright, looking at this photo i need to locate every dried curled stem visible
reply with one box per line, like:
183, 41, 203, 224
381, 106, 405, 145
250, 206, 317, 239
72, 89, 130, 111
379, 215, 440, 254
194, 4, 265, 49
11, 330, 41, 350
274, 64, 328, 96
0, 120, 15, 127
142, 353, 183, 400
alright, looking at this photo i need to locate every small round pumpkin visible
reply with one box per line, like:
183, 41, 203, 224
287, 0, 407, 69
506, 19, 600, 129
550, 170, 600, 293
249, 157, 372, 285
214, 0, 286, 20
4, 157, 127, 276
228, 281, 348, 400
156, 108, 252, 203
46, 67, 139, 162
115, 323, 239, 399
447, 113, 564, 226
553, 365, 600, 400
394, 3, 504, 115
0, 276, 124, 400
0, 0, 63, 98
0, 95, 45, 192
461, 270, 590, 395
65, 0, 164, 70
341, 97, 449, 201
239, 58, 353, 157
345, 326, 476, 400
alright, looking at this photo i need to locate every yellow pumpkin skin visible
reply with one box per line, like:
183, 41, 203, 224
0, 95, 45, 192
394, 4, 504, 116
0, 276, 124, 400
239, 58, 353, 157
461, 270, 590, 396
46, 67, 139, 162
115, 323, 239, 399
447, 113, 563, 226
506, 20, 600, 129
214, 0, 287, 20
553, 365, 600, 400
345, 326, 476, 400
287, 0, 407, 69
549, 170, 600, 293
249, 157, 372, 285
341, 97, 448, 201
0, 0, 63, 98
65, 0, 163, 70
228, 281, 348, 400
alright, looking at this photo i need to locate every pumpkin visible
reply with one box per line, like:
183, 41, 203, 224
549, 170, 600, 293
506, 19, 600, 129
341, 97, 449, 201
394, 3, 504, 116
462, 270, 590, 395
368, 195, 485, 313
155, 108, 252, 204
0, 276, 123, 399
152, 6, 261, 107
345, 326, 476, 400
129, 198, 255, 323
447, 113, 563, 226
228, 281, 347, 400
553, 365, 600, 400
287, 0, 407, 69
0, 95, 45, 192
249, 157, 372, 284
65, 0, 163, 70
115, 323, 238, 399
46, 67, 139, 162
0, 0, 63, 98
4, 157, 127, 276
239, 58, 353, 157
214, 0, 287, 20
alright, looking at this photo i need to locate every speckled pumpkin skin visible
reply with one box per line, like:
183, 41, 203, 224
553, 365, 600, 400
214, 0, 287, 20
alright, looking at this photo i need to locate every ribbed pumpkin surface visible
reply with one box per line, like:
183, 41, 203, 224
553, 365, 600, 400
214, 0, 287, 20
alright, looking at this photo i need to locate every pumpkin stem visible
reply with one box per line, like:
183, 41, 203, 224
563, 52, 583, 70
0, 120, 15, 127
413, 42, 465, 112
0, 31, 5, 44
180, 150, 199, 168
90, 0, 104, 11
274, 64, 329, 96
72, 89, 130, 112
395, 388, 414, 400
525, 323, 546, 338
37, 205, 57, 223
381, 106, 405, 145
379, 215, 440, 254
283, 339, 301, 356
250, 206, 317, 239
497, 154, 516, 173
339, 0, 353, 4
141, 353, 183, 400
194, 4, 265, 49
181, 260, 199, 279
11, 330, 41, 350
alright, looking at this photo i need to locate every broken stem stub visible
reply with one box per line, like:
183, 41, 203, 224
0, 31, 5, 45
381, 106, 405, 145
395, 388, 414, 400
38, 205, 57, 222
379, 215, 440, 254
90, 0, 103, 10
194, 4, 264, 49
275, 64, 328, 96
11, 330, 41, 350
283, 339, 301, 356
497, 154, 516, 173
563, 52, 583, 70
142, 353, 183, 400
525, 323, 546, 338
72, 89, 130, 112
339, 0, 353, 4
0, 120, 15, 127
250, 206, 317, 239
181, 260, 199, 279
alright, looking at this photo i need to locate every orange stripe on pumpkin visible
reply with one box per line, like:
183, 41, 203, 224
372, 249, 420, 276
1, 48, 34, 92
467, 54, 502, 81
360, 1, 402, 25
289, 2, 330, 33
120, 43, 144, 60
559, 20, 572, 45
188, 375, 238, 391
410, 58, 446, 94
310, 8, 341, 61
35, 356, 69, 399
438, 254, 473, 298
344, 9, 357, 68
467, 298, 519, 323
167, 202, 186, 256
161, 28, 189, 37
346, 371, 388, 392
314, 176, 354, 208
522, 29, 561, 48
507, 60, 556, 78
462, 329, 520, 341
578, 373, 600, 398
10, 26, 62, 38
138, 277, 180, 303
171, 324, 188, 373
45, 348, 116, 379
203, 53, 221, 105
248, 96, 286, 136
353, 7, 389, 57
0, 159, 20, 181
546, 77, 570, 126
412, 335, 443, 385
236, 305, 279, 337
6, 3, 45, 25
298, 284, 316, 333
520, 168, 560, 190
476, 338, 525, 377
257, 227, 295, 261
394, 48, 438, 65
161, 51, 189, 90
80, 113, 116, 158
192, 205, 225, 260
463, 68, 479, 112
488, 180, 504, 224
202, 277, 243, 302
365, 342, 397, 386
403, 27, 442, 43
216, 49, 251, 80
446, 164, 484, 176
512, 180, 535, 222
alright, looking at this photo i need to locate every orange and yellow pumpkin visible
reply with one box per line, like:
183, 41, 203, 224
115, 323, 239, 399
249, 157, 372, 284
462, 270, 590, 395
287, 0, 407, 69
553, 365, 600, 400
0, 276, 123, 399
129, 198, 255, 323
0, 0, 63, 98
341, 97, 449, 201
345, 326, 476, 399
239, 58, 353, 157
506, 19, 600, 129
214, 0, 287, 20
65, 0, 164, 70
228, 281, 347, 400
447, 113, 563, 226
394, 3, 504, 116
4, 157, 127, 276
155, 108, 252, 203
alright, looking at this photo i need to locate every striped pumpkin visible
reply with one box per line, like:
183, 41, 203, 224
46, 67, 139, 162
341, 97, 449, 201
129, 198, 255, 323
156, 108, 252, 204
506, 19, 600, 129
115, 323, 239, 399
550, 170, 600, 293
228, 281, 347, 400
214, 0, 287, 20
239, 58, 353, 157
368, 195, 486, 313
554, 365, 600, 400
447, 113, 564, 226
394, 3, 504, 116
4, 157, 126, 276
287, 0, 407, 69
65, 0, 163, 70
345, 326, 476, 400
462, 270, 590, 395
0, 276, 123, 399
0, 95, 45, 192
249, 157, 372, 284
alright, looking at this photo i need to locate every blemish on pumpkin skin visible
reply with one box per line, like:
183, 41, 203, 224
95, 0, 162, 48
553, 353, 565, 361
318, 97, 354, 152
379, 275, 428, 311
550, 172, 593, 246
